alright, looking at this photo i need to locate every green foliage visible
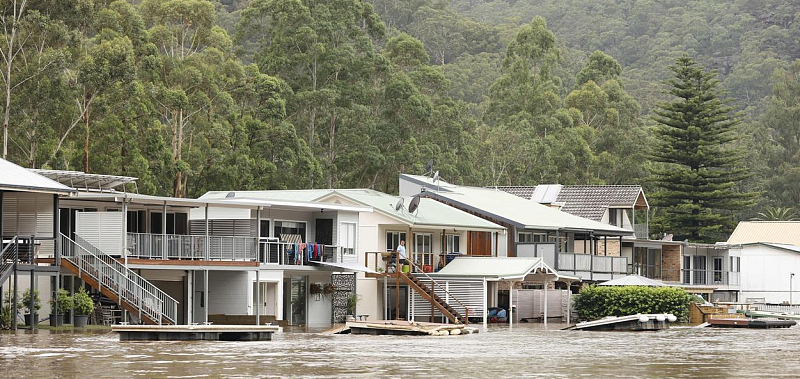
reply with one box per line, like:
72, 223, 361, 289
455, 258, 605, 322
752, 207, 798, 221
347, 293, 361, 314
650, 55, 756, 242
573, 286, 693, 322
21, 289, 41, 314
73, 288, 94, 316
52, 288, 73, 315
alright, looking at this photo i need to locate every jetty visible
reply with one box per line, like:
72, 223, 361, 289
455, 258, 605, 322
341, 320, 478, 336
573, 314, 677, 331
112, 324, 280, 341
707, 318, 796, 329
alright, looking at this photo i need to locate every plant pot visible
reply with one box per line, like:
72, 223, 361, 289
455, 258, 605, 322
50, 314, 64, 327
74, 315, 89, 328
24, 313, 39, 326
401, 264, 410, 273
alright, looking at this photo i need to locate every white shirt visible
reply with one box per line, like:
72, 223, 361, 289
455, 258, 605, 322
396, 244, 407, 260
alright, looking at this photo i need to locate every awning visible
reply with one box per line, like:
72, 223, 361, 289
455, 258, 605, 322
0, 158, 76, 194
432, 257, 580, 283
312, 261, 378, 274
597, 274, 667, 287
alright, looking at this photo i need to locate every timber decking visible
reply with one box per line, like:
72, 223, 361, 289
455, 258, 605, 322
112, 324, 279, 341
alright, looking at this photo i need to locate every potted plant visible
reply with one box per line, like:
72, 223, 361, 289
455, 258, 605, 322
72, 288, 94, 327
346, 293, 361, 320
21, 289, 41, 326
322, 283, 335, 296
50, 288, 72, 327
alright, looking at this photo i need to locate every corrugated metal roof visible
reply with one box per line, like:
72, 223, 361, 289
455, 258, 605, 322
202, 188, 505, 231
402, 174, 632, 235
728, 222, 800, 246
433, 256, 579, 282
0, 158, 75, 194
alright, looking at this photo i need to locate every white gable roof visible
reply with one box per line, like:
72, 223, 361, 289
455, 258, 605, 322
0, 158, 75, 194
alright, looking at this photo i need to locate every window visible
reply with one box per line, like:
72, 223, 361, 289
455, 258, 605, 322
340, 222, 356, 255
693, 256, 707, 285
608, 208, 618, 226
414, 233, 433, 266
445, 234, 460, 254
683, 255, 691, 284
730, 256, 740, 272
274, 221, 306, 242
148, 212, 187, 234
713, 256, 724, 283
386, 231, 407, 252
518, 232, 533, 243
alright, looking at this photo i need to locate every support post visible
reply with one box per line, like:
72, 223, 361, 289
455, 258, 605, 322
162, 202, 167, 259
482, 278, 488, 328
543, 280, 548, 327
508, 280, 513, 328
395, 251, 399, 321
204, 205, 210, 261
567, 282, 572, 325
255, 270, 260, 325
187, 270, 193, 324
12, 257, 17, 330
29, 268, 35, 330
204, 269, 209, 323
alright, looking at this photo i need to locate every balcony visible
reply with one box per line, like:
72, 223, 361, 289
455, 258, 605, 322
633, 223, 649, 239
558, 253, 628, 280
680, 269, 740, 286
258, 239, 342, 265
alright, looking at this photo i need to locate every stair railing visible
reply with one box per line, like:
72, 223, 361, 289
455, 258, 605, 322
0, 236, 19, 283
60, 233, 178, 325
401, 255, 470, 324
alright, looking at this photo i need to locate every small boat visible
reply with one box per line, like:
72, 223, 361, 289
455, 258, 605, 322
743, 310, 800, 320
574, 314, 677, 331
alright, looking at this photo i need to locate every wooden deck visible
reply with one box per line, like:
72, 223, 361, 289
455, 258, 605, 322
344, 320, 477, 336
708, 318, 796, 329
112, 324, 280, 341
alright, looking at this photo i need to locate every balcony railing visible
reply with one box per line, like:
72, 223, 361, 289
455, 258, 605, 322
679, 269, 740, 286
633, 223, 649, 239
126, 232, 257, 261
258, 239, 341, 265
558, 253, 628, 274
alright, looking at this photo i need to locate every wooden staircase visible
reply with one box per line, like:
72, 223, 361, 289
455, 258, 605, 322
400, 273, 467, 324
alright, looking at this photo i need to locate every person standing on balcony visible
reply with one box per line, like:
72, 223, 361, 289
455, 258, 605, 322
396, 240, 408, 271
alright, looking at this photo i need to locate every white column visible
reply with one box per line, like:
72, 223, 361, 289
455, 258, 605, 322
204, 269, 209, 323
255, 270, 260, 325
204, 205, 210, 260
482, 278, 488, 328
162, 202, 167, 259
508, 280, 513, 327
566, 281, 572, 324
543, 280, 548, 327
187, 270, 194, 324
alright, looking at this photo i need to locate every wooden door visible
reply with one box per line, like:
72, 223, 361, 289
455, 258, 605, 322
468, 231, 492, 256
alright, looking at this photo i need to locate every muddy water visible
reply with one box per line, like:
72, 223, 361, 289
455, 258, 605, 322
1, 324, 799, 378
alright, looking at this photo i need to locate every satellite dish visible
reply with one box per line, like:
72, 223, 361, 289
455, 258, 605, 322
226, 192, 236, 198
425, 159, 434, 174
394, 198, 405, 212
408, 195, 421, 214
432, 171, 440, 183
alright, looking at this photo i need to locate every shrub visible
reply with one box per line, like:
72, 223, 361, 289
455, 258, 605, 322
21, 289, 41, 314
573, 286, 693, 322
73, 288, 94, 316
0, 305, 11, 329
52, 288, 73, 314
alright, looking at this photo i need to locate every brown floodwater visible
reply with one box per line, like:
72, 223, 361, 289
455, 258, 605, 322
1, 323, 799, 378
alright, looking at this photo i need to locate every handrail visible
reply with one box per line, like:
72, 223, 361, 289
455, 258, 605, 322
61, 233, 178, 325
0, 235, 19, 280
401, 254, 470, 324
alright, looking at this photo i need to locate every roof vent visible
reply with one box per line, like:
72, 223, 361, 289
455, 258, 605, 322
226, 192, 236, 198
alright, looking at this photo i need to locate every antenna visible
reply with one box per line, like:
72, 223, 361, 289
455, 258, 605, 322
433, 170, 440, 183
394, 198, 405, 212
424, 159, 434, 176
408, 195, 421, 215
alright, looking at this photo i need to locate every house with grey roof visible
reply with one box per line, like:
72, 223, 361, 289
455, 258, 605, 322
399, 174, 635, 283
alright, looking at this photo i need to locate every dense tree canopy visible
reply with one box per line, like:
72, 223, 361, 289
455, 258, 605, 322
1, 0, 797, 240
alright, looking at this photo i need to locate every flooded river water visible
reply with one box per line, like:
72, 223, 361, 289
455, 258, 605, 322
1, 324, 799, 378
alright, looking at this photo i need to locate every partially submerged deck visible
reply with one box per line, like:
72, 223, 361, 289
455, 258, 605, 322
112, 324, 280, 341
572, 314, 677, 331
708, 318, 796, 329
343, 320, 478, 336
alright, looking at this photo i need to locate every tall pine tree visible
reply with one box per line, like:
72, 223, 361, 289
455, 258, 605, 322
651, 55, 754, 242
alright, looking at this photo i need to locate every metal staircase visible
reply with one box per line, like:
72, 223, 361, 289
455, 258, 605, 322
0, 236, 19, 285
59, 233, 179, 325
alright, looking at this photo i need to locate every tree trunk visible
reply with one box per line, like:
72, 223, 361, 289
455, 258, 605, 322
82, 104, 90, 173
327, 109, 337, 188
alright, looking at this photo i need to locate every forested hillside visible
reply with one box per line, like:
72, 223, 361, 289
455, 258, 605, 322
2, 0, 799, 236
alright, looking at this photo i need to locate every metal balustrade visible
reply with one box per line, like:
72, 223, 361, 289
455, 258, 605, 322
258, 239, 340, 265
126, 233, 257, 261
61, 233, 178, 325
557, 253, 628, 274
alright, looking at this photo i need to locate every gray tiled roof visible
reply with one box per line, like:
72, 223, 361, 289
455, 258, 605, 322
496, 185, 643, 222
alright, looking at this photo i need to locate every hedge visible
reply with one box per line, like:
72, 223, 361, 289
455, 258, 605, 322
573, 286, 693, 322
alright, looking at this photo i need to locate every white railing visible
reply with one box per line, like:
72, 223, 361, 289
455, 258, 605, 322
558, 253, 627, 274
633, 223, 649, 239
126, 233, 257, 261
752, 303, 800, 314
681, 269, 739, 286
258, 239, 340, 265
62, 233, 179, 325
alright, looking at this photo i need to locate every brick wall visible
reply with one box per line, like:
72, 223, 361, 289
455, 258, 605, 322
572, 238, 621, 256
662, 244, 681, 282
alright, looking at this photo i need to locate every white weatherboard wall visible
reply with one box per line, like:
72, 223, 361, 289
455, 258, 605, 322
208, 271, 250, 315
739, 245, 800, 304
307, 271, 333, 328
